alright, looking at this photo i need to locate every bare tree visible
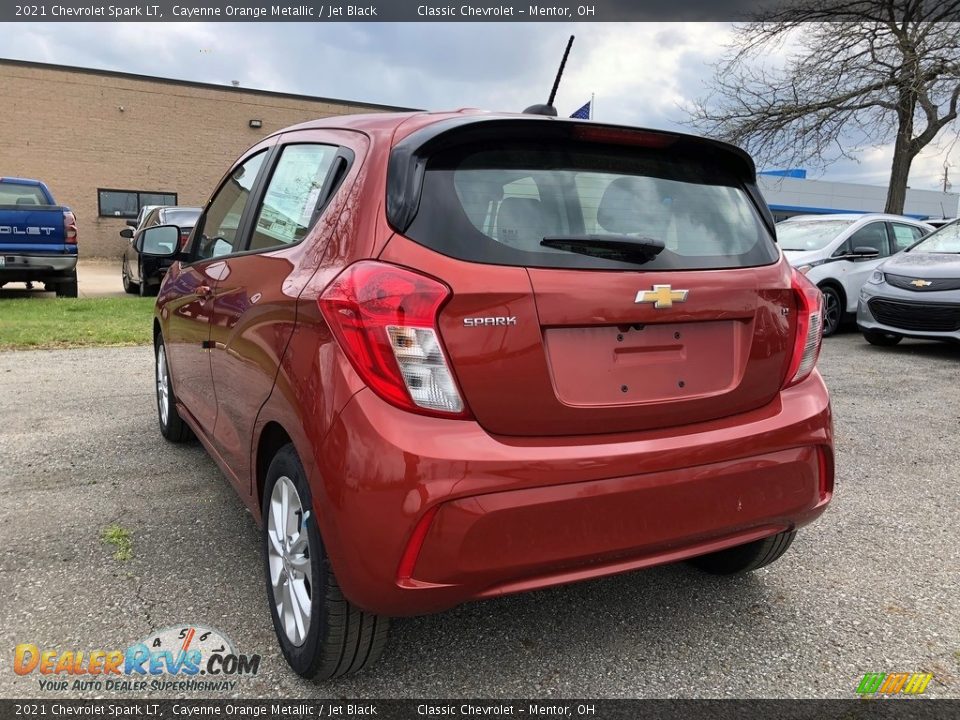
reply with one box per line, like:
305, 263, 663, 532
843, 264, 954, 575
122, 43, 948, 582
689, 0, 960, 213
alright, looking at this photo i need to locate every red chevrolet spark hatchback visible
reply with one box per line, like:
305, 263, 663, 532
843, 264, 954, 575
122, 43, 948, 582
139, 110, 833, 679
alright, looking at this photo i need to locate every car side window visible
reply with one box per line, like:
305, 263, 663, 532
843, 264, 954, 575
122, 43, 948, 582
840, 222, 890, 257
195, 151, 267, 261
248, 144, 340, 252
890, 222, 924, 252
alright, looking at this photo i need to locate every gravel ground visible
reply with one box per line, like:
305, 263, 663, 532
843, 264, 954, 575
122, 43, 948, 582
0, 332, 958, 699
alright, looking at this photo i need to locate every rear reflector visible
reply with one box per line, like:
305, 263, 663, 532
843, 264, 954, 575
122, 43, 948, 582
396, 504, 440, 581
817, 445, 834, 503
784, 268, 824, 388
318, 261, 470, 419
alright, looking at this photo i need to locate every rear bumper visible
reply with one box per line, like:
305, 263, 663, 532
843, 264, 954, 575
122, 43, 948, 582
0, 252, 77, 281
315, 372, 833, 617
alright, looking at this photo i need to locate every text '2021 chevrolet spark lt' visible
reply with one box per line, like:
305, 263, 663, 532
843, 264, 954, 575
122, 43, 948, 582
137, 110, 834, 679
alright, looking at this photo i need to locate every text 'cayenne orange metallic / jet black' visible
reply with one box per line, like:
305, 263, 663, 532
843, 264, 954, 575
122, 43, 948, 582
137, 110, 834, 680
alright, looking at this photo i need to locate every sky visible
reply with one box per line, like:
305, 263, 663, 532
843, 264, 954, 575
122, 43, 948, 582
1, 21, 956, 193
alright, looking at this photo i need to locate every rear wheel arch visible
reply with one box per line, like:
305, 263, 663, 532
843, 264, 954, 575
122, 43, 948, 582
817, 279, 846, 310
253, 420, 341, 571
255, 421, 294, 517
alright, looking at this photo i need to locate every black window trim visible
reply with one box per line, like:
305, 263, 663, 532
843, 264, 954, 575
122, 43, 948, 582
183, 140, 354, 266
97, 188, 178, 219
184, 146, 276, 266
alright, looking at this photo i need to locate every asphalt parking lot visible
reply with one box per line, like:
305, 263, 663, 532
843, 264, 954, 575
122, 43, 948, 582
1, 332, 958, 698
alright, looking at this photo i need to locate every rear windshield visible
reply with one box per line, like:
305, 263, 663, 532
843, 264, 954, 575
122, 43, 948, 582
0, 183, 49, 206
404, 142, 778, 270
163, 208, 202, 227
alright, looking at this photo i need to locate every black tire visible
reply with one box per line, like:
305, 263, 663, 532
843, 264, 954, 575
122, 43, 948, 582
122, 262, 139, 295
55, 271, 79, 298
154, 334, 192, 442
139, 269, 158, 297
689, 530, 796, 575
262, 444, 389, 680
863, 329, 902, 347
819, 285, 843, 337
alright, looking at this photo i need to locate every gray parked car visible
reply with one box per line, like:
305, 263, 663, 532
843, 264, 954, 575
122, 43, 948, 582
857, 219, 960, 346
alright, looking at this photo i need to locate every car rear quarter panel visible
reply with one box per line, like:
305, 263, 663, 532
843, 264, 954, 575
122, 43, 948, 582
247, 126, 390, 530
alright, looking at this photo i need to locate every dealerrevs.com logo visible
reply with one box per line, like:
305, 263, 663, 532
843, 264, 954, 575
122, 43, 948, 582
14, 625, 260, 692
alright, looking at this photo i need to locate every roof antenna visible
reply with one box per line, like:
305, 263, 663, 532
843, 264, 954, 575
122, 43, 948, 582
523, 35, 575, 117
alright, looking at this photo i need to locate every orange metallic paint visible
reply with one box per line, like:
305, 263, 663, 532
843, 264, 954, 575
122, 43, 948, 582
155, 111, 835, 619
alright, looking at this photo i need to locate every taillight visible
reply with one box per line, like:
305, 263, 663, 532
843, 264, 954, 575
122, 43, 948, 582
179, 231, 191, 250
318, 261, 471, 419
783, 268, 824, 388
63, 211, 77, 245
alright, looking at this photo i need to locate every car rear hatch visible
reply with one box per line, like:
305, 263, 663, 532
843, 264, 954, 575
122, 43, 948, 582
380, 118, 798, 437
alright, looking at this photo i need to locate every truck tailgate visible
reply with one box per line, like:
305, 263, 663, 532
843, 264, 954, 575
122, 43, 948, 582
0, 206, 67, 251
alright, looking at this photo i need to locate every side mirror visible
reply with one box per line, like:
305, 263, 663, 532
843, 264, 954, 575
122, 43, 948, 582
136, 224, 180, 258
119, 228, 134, 239
126, 219, 138, 228
851, 246, 880, 259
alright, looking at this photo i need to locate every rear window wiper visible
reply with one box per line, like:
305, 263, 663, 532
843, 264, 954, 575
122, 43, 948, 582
540, 235, 665, 264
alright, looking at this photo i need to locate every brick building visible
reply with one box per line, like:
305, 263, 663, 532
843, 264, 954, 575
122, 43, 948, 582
0, 59, 411, 258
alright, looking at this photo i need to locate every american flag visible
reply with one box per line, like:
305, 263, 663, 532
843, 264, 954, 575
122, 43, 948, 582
570, 101, 591, 119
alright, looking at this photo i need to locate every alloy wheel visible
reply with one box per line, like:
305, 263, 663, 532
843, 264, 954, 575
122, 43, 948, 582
156, 345, 170, 427
822, 288, 842, 336
267, 476, 312, 647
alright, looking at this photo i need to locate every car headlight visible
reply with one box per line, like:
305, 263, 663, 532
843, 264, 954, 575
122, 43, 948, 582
796, 264, 813, 275
867, 270, 885, 285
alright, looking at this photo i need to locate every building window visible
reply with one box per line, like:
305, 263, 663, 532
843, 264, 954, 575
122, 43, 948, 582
98, 189, 177, 218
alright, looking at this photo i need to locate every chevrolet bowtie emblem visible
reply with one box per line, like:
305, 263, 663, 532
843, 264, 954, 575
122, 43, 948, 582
635, 285, 689, 309
910, 279, 933, 287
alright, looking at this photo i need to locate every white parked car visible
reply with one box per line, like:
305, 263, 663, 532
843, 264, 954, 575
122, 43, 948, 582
777, 214, 934, 336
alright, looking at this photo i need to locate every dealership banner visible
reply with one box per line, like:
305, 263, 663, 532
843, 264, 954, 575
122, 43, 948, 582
6, 0, 960, 23
3, 700, 960, 719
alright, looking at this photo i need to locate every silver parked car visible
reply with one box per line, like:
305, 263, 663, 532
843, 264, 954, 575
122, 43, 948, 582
858, 219, 960, 346
778, 214, 934, 336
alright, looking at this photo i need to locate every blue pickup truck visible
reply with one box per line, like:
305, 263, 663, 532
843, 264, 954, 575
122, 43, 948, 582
0, 177, 79, 297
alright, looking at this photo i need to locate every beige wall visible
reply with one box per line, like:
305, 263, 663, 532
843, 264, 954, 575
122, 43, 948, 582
0, 61, 401, 258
